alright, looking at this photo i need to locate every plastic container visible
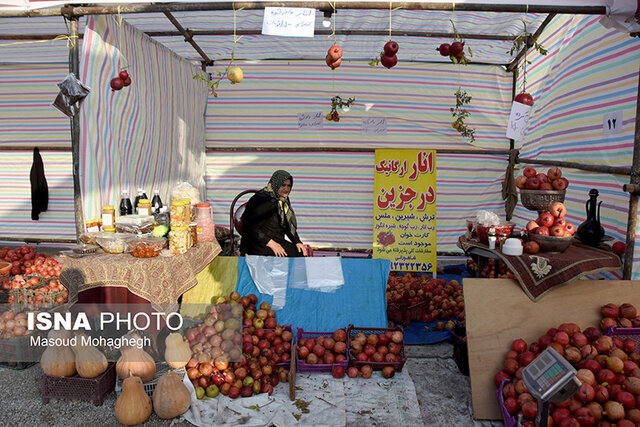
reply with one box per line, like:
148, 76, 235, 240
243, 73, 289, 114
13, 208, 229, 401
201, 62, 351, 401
170, 200, 188, 228
347, 324, 406, 372
115, 363, 186, 398
603, 325, 640, 346
195, 203, 216, 243
0, 328, 46, 369
136, 199, 151, 216
95, 232, 132, 254
451, 325, 469, 376
169, 225, 189, 254
125, 235, 166, 258
0, 261, 11, 287
115, 214, 155, 234
502, 238, 523, 256
189, 222, 198, 247
296, 328, 349, 373
40, 362, 116, 406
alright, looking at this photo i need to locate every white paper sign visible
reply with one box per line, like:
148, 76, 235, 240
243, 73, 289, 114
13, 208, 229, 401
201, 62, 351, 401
297, 112, 324, 130
362, 117, 387, 136
262, 7, 316, 38
506, 101, 533, 141
603, 110, 623, 135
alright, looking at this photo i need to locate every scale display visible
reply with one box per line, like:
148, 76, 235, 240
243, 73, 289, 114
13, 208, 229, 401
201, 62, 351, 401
522, 347, 577, 402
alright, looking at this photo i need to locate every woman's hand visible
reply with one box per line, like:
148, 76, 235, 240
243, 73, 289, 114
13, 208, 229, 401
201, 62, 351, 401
296, 243, 308, 257
267, 240, 287, 257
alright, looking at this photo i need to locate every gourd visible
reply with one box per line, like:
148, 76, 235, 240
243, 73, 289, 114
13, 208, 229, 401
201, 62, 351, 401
40, 329, 76, 377
164, 332, 191, 369
71, 333, 108, 378
115, 376, 152, 426
116, 343, 156, 383
152, 371, 191, 419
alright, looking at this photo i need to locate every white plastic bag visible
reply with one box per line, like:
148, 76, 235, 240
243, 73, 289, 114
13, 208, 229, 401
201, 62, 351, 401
245, 255, 288, 309
290, 257, 344, 292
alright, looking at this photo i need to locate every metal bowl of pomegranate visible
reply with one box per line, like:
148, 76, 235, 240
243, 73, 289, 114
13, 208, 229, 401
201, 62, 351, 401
529, 233, 574, 253
519, 189, 566, 213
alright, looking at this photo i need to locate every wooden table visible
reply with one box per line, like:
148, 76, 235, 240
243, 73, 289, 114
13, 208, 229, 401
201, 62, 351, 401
463, 277, 640, 420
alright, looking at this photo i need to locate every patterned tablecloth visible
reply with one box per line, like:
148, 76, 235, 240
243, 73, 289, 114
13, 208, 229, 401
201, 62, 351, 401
59, 241, 221, 307
458, 236, 622, 301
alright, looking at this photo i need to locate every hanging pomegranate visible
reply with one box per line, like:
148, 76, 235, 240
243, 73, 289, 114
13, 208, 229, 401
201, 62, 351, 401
110, 77, 124, 91
514, 92, 534, 107
380, 40, 399, 69
326, 45, 342, 70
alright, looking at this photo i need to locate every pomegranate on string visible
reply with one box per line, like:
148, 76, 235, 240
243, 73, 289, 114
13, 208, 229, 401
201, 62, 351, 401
380, 40, 399, 69
514, 92, 534, 107
326, 44, 343, 70
110, 70, 131, 92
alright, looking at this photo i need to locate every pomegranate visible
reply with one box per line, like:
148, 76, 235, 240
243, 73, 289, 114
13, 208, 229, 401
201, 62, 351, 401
347, 367, 359, 378
573, 407, 595, 426
603, 400, 625, 420
332, 366, 345, 378
575, 383, 595, 403
360, 365, 373, 379
601, 303, 620, 319
620, 303, 638, 319
512, 338, 528, 353
504, 396, 518, 415
381, 366, 395, 379
615, 390, 635, 409
584, 327, 601, 342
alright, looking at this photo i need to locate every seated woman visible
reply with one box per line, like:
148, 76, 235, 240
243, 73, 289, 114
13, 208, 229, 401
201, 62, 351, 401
240, 170, 308, 257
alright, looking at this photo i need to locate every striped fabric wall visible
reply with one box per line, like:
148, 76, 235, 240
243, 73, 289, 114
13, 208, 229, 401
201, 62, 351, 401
0, 151, 75, 239
205, 61, 512, 150
204, 61, 513, 250
511, 15, 640, 279
0, 63, 71, 146
79, 15, 209, 221
205, 151, 509, 251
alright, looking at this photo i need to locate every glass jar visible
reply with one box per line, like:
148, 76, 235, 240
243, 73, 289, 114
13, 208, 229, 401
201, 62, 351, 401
195, 203, 216, 243
189, 222, 198, 247
156, 206, 170, 228
169, 225, 189, 254
101, 205, 115, 228
170, 201, 187, 228
137, 199, 151, 216
179, 198, 192, 224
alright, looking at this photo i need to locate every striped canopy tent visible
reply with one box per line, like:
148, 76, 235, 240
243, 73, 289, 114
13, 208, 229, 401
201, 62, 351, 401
0, 1, 639, 278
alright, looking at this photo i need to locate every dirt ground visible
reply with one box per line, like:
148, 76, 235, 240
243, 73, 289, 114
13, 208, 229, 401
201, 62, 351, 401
0, 341, 504, 426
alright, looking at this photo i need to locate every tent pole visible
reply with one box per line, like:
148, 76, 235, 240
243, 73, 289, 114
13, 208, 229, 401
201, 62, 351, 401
68, 17, 84, 240
622, 67, 640, 280
0, 3, 608, 18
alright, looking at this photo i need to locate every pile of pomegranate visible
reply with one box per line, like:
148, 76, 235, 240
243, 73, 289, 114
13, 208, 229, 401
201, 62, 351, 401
523, 200, 576, 254
0, 310, 32, 339
495, 302, 640, 426
348, 330, 404, 379
386, 274, 464, 325
5, 276, 69, 307
516, 166, 569, 192
184, 292, 290, 400
296, 329, 347, 371
0, 244, 62, 279
467, 258, 516, 280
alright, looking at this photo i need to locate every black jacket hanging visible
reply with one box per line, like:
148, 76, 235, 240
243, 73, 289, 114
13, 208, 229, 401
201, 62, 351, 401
30, 147, 49, 220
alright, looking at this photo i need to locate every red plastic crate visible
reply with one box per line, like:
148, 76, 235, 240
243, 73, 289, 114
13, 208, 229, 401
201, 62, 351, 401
347, 324, 406, 372
296, 328, 349, 373
40, 362, 116, 406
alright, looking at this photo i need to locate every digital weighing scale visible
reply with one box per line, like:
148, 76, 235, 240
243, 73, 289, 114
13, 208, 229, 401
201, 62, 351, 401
521, 346, 580, 427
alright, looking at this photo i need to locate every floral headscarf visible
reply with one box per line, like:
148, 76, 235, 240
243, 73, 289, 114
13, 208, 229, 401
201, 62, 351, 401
264, 170, 297, 237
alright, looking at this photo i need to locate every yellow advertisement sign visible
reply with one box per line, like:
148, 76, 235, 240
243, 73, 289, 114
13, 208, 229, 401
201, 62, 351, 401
373, 149, 437, 272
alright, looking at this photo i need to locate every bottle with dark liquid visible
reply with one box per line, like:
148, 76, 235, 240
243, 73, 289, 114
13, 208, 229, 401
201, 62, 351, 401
134, 188, 148, 211
151, 189, 163, 214
119, 190, 133, 216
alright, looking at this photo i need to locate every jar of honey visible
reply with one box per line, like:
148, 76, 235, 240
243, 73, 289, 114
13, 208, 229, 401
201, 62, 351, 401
101, 205, 115, 228
137, 199, 151, 216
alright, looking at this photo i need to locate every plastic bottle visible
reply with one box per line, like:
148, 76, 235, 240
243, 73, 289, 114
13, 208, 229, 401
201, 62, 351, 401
119, 190, 133, 216
151, 189, 163, 214
488, 228, 497, 250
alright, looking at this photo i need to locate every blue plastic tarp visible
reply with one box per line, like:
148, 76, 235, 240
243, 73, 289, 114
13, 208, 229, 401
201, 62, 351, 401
235, 257, 391, 333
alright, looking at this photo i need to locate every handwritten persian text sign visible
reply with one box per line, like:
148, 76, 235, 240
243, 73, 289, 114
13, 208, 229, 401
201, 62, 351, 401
506, 101, 533, 141
362, 117, 387, 136
262, 7, 316, 38
297, 112, 324, 130
373, 149, 437, 273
